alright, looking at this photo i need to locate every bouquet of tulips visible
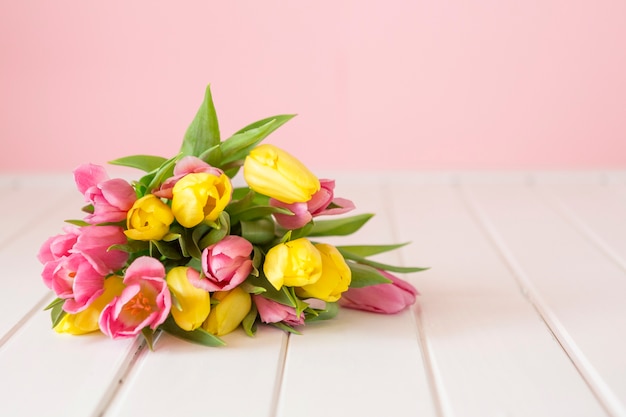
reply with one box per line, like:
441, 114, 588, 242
38, 85, 426, 348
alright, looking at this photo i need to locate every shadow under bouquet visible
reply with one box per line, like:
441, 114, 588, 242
38, 85, 426, 348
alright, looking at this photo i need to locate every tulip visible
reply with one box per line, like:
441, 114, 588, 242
55, 276, 125, 335
73, 225, 128, 275
191, 236, 253, 292
243, 144, 320, 204
154, 156, 224, 199
203, 287, 251, 336
263, 238, 322, 290
166, 267, 211, 331
339, 270, 418, 314
171, 172, 232, 228
38, 227, 79, 263
296, 244, 351, 302
42, 253, 105, 314
99, 257, 171, 338
253, 295, 304, 326
74, 163, 137, 224
124, 194, 174, 241
39, 225, 127, 277
271, 179, 356, 229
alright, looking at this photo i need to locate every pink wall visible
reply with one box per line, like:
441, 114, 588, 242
2, 1, 625, 172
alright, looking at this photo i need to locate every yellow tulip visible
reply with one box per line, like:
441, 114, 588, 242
296, 244, 351, 302
54, 276, 125, 335
263, 238, 322, 290
243, 144, 320, 204
202, 287, 251, 336
172, 172, 232, 228
125, 194, 174, 241
166, 267, 211, 331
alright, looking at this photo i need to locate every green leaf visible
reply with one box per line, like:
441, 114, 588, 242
219, 119, 277, 165
109, 155, 168, 173
44, 298, 65, 311
272, 322, 302, 335
242, 303, 258, 337
338, 248, 429, 273
335, 243, 410, 257
141, 327, 156, 351
160, 316, 226, 347
245, 275, 295, 307
305, 302, 339, 322
146, 154, 179, 192
348, 262, 393, 288
180, 85, 220, 157
64, 219, 90, 227
151, 239, 184, 260
50, 303, 66, 328
232, 114, 295, 137
308, 213, 374, 237
240, 218, 276, 245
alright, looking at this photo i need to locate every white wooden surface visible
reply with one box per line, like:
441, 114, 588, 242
1, 171, 625, 417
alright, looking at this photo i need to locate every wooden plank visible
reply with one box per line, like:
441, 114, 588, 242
0, 301, 139, 417
464, 182, 626, 416
105, 328, 288, 417
276, 183, 436, 417
389, 179, 607, 417
536, 182, 626, 271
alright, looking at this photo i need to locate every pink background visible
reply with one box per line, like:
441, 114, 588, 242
1, 1, 625, 172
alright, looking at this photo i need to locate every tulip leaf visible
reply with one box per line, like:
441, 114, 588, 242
240, 218, 276, 245
335, 243, 410, 257
151, 240, 184, 260
272, 322, 301, 335
338, 248, 429, 274
307, 213, 374, 237
245, 275, 295, 307
221, 114, 295, 164
305, 302, 339, 322
146, 154, 179, 192
348, 262, 393, 288
109, 240, 150, 254
50, 303, 66, 328
160, 316, 226, 347
109, 155, 168, 173
242, 303, 258, 337
64, 219, 90, 227
219, 119, 276, 164
232, 206, 292, 222
180, 84, 220, 157
141, 328, 156, 351
44, 297, 65, 311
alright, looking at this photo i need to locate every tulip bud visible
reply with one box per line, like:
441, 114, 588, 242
202, 287, 252, 336
296, 244, 351, 302
263, 238, 322, 290
166, 267, 211, 331
125, 195, 174, 241
54, 276, 125, 335
243, 144, 320, 204
195, 236, 253, 292
339, 271, 418, 314
253, 295, 304, 327
172, 172, 233, 228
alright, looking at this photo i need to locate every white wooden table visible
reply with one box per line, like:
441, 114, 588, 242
1, 171, 625, 417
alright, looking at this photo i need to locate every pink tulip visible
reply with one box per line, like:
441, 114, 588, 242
153, 156, 224, 199
41, 253, 105, 313
339, 271, 418, 314
74, 163, 137, 224
73, 225, 128, 275
38, 225, 128, 276
99, 257, 171, 338
254, 296, 304, 326
271, 179, 355, 229
37, 226, 80, 263
192, 236, 253, 292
